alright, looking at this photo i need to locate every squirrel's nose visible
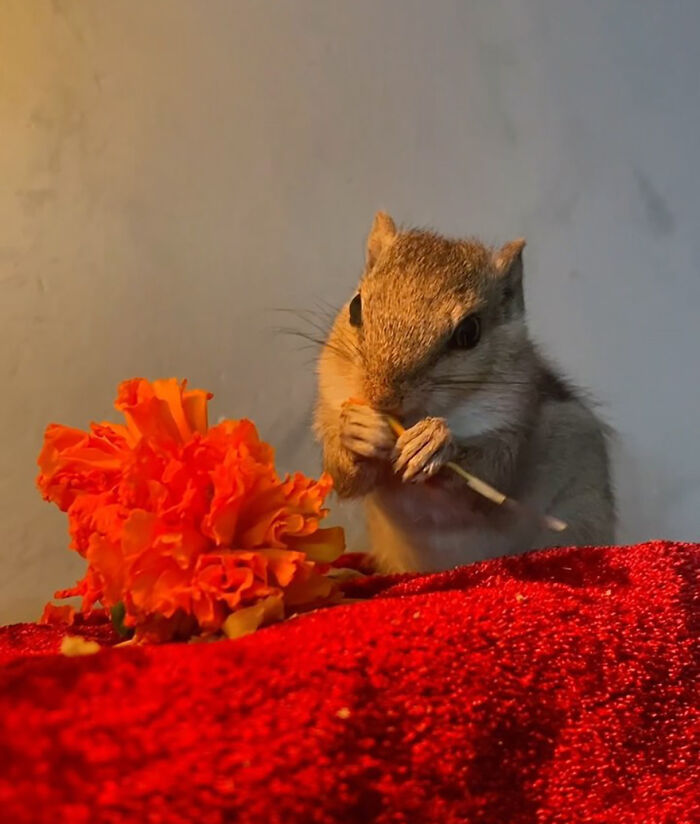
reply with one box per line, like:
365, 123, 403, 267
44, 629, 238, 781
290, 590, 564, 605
364, 379, 403, 415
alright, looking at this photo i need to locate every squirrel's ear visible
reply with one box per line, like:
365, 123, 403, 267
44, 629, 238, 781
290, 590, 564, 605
492, 238, 526, 314
493, 238, 526, 279
366, 211, 397, 269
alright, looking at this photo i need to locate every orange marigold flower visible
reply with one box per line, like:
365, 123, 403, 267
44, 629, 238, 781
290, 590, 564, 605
39, 602, 76, 626
37, 378, 345, 642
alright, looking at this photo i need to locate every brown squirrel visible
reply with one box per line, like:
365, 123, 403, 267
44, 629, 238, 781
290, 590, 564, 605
314, 212, 615, 572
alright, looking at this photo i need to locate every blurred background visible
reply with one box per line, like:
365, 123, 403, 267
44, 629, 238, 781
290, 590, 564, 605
2, 0, 699, 622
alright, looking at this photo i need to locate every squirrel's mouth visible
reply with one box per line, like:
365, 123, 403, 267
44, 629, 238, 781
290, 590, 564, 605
393, 404, 430, 430
369, 385, 447, 426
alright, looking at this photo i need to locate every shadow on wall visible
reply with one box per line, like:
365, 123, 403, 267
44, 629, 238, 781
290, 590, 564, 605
611, 436, 697, 546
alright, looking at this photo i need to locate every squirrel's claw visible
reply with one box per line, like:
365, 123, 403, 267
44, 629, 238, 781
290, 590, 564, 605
393, 417, 455, 482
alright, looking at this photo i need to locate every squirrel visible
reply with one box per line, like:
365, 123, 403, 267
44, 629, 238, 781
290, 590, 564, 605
314, 212, 615, 572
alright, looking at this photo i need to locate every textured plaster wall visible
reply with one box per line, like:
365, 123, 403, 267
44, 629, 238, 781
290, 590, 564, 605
1, 0, 699, 621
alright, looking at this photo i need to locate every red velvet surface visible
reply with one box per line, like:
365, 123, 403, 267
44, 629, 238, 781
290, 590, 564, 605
0, 541, 697, 823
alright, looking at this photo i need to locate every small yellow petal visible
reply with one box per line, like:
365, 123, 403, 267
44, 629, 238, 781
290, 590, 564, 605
222, 595, 284, 640
60, 635, 101, 657
283, 570, 336, 607
259, 594, 285, 624
295, 527, 346, 563
223, 603, 265, 640
326, 567, 366, 582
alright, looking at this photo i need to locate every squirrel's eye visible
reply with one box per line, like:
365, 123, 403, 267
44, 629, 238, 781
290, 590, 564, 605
450, 315, 481, 349
349, 293, 362, 327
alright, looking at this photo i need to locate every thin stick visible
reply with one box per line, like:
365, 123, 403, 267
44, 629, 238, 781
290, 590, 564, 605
385, 415, 567, 534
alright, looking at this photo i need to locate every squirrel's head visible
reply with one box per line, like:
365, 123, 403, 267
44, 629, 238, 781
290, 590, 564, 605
341, 211, 532, 424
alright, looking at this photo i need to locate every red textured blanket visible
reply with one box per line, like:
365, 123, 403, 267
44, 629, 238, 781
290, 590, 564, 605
0, 541, 697, 823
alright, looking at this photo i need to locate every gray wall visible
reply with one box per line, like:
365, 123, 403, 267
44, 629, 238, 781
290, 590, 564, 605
2, 0, 699, 622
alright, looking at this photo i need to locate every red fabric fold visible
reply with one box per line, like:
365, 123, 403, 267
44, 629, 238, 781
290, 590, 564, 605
0, 541, 697, 823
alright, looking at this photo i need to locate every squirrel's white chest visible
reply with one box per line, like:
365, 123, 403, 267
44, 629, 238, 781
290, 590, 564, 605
373, 480, 482, 528
364, 482, 525, 572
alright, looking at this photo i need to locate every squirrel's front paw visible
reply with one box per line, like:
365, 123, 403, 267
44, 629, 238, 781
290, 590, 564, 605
393, 417, 455, 482
340, 401, 394, 460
